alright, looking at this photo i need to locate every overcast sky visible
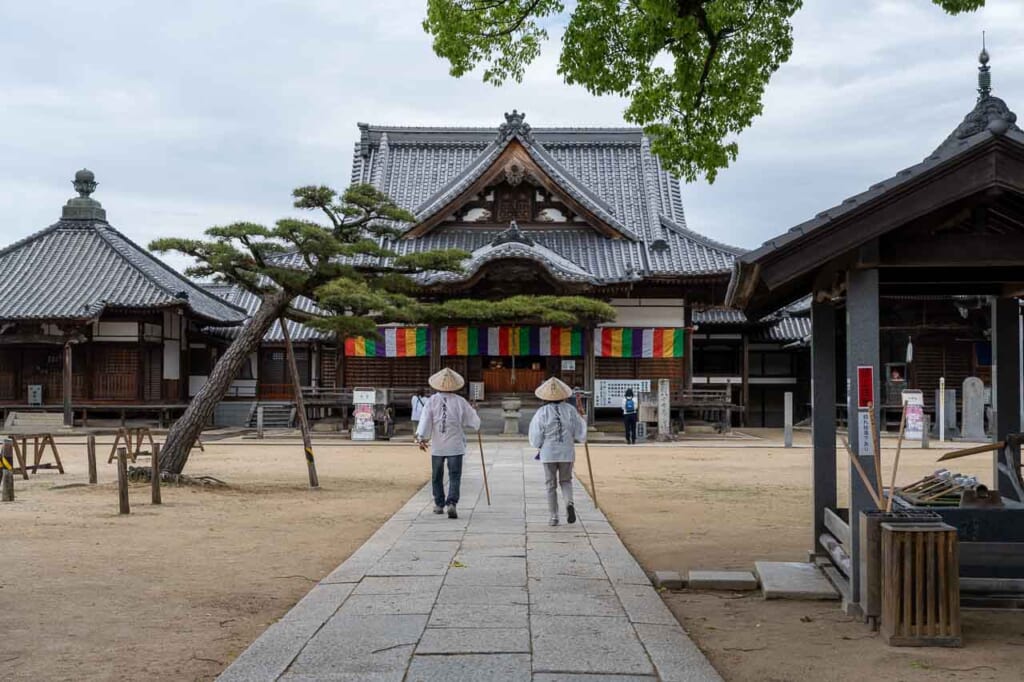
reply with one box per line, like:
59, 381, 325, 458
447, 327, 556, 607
2, 1, 1023, 270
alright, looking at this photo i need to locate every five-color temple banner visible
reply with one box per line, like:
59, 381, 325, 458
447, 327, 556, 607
594, 327, 685, 358
345, 327, 429, 357
440, 327, 582, 357
343, 326, 685, 358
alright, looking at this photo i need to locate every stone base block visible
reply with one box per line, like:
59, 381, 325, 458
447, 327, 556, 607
687, 570, 758, 591
652, 570, 684, 590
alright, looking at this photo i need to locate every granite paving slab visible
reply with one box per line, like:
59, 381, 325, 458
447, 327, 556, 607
755, 561, 840, 600
218, 445, 722, 681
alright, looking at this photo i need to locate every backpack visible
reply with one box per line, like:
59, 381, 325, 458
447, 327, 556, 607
624, 397, 636, 414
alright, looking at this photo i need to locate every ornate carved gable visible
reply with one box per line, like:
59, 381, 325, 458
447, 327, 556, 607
406, 139, 624, 238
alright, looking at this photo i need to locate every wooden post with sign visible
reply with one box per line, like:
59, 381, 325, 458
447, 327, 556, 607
281, 318, 320, 489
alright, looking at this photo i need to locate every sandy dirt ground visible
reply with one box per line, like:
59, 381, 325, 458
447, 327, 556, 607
0, 436, 428, 681
583, 429, 1024, 682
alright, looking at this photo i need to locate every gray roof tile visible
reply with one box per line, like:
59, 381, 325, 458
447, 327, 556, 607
355, 118, 743, 283
0, 220, 246, 324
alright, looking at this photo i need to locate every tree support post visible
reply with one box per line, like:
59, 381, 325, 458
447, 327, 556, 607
282, 318, 320, 489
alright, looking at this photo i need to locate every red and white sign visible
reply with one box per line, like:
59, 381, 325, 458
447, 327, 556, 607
857, 365, 875, 409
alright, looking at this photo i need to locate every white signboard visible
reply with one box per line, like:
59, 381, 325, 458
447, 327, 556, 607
902, 390, 924, 442
857, 411, 875, 458
353, 389, 376, 405
561, 359, 576, 372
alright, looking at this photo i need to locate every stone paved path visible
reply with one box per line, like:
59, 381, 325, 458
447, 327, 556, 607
219, 444, 722, 681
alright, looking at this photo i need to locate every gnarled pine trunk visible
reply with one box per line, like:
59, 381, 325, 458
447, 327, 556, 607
160, 289, 292, 474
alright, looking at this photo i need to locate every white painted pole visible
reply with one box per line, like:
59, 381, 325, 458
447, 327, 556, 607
784, 391, 793, 448
257, 405, 265, 439
939, 377, 946, 442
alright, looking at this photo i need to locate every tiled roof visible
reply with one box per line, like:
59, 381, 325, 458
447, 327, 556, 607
0, 220, 247, 324
729, 90, 1024, 308
204, 285, 331, 343
353, 114, 743, 284
694, 308, 747, 324
751, 316, 811, 344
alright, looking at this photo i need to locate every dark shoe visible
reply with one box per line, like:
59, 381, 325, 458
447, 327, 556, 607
447, 504, 458, 519
567, 503, 576, 524
433, 505, 444, 514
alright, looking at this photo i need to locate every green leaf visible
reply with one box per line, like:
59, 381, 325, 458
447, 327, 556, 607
424, 0, 985, 182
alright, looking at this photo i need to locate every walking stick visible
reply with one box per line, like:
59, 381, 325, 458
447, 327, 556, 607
885, 406, 907, 512
573, 391, 598, 509
476, 430, 491, 506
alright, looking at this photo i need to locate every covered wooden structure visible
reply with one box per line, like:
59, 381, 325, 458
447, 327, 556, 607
0, 170, 247, 425
727, 53, 1024, 606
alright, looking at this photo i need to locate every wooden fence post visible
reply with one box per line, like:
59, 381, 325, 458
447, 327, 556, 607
117, 447, 130, 514
87, 434, 98, 485
1, 439, 13, 502
151, 443, 162, 505
1, 468, 12, 502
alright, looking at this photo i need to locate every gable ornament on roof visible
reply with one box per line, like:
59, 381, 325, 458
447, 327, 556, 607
491, 220, 535, 247
951, 44, 1018, 141
498, 109, 534, 143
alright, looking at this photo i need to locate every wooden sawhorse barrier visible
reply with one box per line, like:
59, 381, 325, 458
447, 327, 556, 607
107, 427, 156, 464
106, 427, 204, 464
8, 434, 65, 477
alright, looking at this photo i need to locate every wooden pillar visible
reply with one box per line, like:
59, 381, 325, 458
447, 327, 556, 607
811, 300, 837, 553
741, 335, 750, 428
583, 326, 596, 425
62, 340, 73, 427
429, 325, 441, 375
992, 297, 1022, 499
845, 254, 881, 608
683, 305, 694, 394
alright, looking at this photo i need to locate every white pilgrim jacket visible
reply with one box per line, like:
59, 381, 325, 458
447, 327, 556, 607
528, 402, 587, 463
415, 392, 481, 457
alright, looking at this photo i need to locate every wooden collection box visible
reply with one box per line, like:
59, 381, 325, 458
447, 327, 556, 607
881, 522, 961, 647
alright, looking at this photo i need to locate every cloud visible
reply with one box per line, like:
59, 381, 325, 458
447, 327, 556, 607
1, 0, 1021, 262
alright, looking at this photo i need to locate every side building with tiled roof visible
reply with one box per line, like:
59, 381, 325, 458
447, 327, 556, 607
0, 170, 246, 425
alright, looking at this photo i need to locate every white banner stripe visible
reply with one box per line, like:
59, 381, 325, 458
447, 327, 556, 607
642, 329, 654, 358
385, 328, 398, 357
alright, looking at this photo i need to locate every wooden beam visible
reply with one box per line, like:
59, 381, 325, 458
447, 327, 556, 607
824, 507, 851, 548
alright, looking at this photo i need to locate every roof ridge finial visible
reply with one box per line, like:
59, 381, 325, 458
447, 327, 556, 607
62, 168, 106, 221
498, 109, 533, 142
978, 32, 991, 100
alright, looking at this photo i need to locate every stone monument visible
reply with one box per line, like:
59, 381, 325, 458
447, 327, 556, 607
961, 377, 986, 441
657, 379, 671, 441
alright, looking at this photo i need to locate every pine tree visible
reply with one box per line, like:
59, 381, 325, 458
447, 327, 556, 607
151, 183, 614, 473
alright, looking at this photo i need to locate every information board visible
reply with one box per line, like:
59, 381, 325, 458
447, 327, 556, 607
351, 387, 376, 441
902, 390, 924, 441
594, 379, 651, 408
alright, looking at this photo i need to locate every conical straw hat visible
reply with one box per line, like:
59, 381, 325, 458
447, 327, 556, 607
535, 377, 573, 402
429, 368, 465, 392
